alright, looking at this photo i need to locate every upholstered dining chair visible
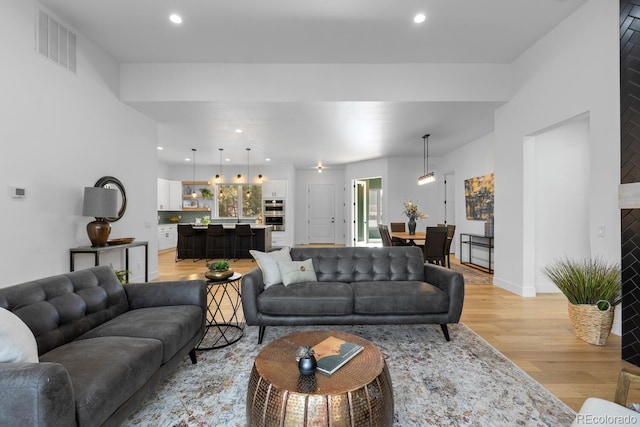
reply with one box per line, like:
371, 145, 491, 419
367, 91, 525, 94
378, 224, 394, 247
423, 226, 448, 266
390, 222, 410, 246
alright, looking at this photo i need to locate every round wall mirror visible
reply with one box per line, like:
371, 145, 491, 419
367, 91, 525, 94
94, 176, 127, 222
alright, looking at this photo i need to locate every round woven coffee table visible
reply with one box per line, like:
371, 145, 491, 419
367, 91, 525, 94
246, 330, 393, 427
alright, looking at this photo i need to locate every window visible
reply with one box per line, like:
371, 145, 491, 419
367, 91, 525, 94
217, 184, 262, 219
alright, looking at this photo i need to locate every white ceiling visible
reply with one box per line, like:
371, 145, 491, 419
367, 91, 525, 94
39, 0, 588, 168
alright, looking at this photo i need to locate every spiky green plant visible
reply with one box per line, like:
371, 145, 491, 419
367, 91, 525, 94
542, 257, 621, 310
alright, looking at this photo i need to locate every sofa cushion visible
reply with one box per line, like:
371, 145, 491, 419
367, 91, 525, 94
75, 305, 202, 363
351, 281, 449, 315
258, 282, 353, 316
250, 247, 292, 287
40, 336, 162, 427
278, 259, 318, 286
0, 308, 38, 363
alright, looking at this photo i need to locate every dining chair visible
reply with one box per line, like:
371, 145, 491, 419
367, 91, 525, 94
389, 222, 410, 246
423, 226, 448, 266
444, 224, 456, 268
176, 224, 201, 262
378, 224, 394, 247
205, 224, 228, 261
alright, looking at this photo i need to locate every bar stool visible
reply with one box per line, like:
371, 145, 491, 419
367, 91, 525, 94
234, 224, 255, 261
205, 224, 228, 261
176, 224, 201, 262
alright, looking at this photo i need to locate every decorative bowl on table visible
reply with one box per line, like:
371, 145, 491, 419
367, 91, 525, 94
107, 237, 135, 245
205, 269, 234, 281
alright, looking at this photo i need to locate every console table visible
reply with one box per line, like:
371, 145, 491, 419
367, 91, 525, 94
459, 233, 494, 273
69, 241, 149, 281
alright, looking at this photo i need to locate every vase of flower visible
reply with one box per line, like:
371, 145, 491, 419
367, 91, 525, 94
408, 218, 417, 235
403, 201, 428, 236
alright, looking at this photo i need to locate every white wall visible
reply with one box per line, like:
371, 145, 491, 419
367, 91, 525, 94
494, 0, 620, 297
528, 115, 591, 293
0, 0, 158, 286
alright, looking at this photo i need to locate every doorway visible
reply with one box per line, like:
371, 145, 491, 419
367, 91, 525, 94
353, 177, 382, 246
308, 184, 336, 243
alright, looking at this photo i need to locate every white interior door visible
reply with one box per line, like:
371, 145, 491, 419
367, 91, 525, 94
353, 180, 367, 246
308, 184, 335, 244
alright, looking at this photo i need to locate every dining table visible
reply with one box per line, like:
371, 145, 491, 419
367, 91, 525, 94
390, 231, 426, 245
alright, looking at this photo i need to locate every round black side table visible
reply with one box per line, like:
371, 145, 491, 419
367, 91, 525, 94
196, 272, 244, 350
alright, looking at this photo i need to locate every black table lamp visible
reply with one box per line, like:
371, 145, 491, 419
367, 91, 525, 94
83, 187, 118, 247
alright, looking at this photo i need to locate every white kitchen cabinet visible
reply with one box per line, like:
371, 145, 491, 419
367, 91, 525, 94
262, 180, 287, 198
158, 224, 177, 251
157, 178, 183, 211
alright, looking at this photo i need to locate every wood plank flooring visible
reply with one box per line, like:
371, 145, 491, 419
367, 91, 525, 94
157, 249, 640, 411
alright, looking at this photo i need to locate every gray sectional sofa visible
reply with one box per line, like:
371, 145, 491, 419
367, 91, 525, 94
241, 246, 465, 344
0, 266, 206, 427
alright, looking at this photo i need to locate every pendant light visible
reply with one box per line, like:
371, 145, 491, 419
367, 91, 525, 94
246, 148, 252, 197
191, 148, 198, 197
418, 134, 435, 185
215, 148, 223, 182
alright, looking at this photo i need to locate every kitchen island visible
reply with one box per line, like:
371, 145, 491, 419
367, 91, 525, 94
176, 223, 272, 260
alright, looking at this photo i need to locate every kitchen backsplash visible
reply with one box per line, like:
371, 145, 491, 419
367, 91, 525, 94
158, 211, 256, 225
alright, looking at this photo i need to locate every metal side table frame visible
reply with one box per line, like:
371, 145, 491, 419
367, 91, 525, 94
197, 272, 245, 350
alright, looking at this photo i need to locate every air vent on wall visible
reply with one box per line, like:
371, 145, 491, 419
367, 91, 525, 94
37, 9, 76, 73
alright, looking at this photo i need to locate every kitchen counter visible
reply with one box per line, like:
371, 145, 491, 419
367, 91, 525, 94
176, 224, 272, 259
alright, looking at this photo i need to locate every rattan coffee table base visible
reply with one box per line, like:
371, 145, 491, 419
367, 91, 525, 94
246, 331, 394, 427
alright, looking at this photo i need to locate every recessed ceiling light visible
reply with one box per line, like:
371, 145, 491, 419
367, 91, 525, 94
413, 13, 426, 24
235, 129, 243, 133
225, 158, 231, 162
157, 146, 163, 150
265, 158, 271, 162
169, 14, 182, 24
185, 157, 191, 161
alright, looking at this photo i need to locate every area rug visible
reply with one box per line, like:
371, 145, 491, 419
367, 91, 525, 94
449, 262, 493, 285
123, 324, 575, 427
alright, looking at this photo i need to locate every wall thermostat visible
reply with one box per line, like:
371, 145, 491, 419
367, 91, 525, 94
11, 187, 27, 198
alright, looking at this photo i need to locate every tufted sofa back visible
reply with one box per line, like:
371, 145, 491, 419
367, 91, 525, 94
290, 246, 425, 283
0, 266, 129, 355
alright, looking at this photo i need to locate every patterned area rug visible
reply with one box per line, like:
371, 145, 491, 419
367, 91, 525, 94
123, 324, 575, 427
449, 262, 493, 285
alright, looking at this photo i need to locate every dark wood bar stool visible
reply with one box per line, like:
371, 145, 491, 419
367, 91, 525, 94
176, 224, 201, 262
234, 224, 255, 261
205, 224, 228, 261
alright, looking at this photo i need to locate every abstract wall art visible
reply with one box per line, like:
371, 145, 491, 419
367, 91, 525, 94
464, 173, 494, 220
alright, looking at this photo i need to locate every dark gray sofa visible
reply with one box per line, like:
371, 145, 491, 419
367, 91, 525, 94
0, 266, 206, 427
241, 246, 464, 344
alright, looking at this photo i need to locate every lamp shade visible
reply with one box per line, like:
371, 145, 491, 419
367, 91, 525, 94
83, 187, 118, 219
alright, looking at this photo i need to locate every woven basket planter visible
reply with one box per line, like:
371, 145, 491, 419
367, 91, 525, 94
567, 302, 614, 346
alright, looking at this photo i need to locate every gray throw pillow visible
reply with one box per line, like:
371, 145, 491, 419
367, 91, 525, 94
277, 259, 318, 286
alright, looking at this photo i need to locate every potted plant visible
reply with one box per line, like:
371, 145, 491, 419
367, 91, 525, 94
205, 260, 234, 281
543, 257, 621, 346
200, 188, 213, 199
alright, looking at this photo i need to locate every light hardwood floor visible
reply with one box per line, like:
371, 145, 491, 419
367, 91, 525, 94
157, 249, 640, 411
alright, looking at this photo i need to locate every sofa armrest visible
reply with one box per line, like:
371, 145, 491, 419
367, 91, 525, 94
124, 280, 207, 311
0, 362, 75, 427
424, 263, 465, 322
241, 267, 265, 325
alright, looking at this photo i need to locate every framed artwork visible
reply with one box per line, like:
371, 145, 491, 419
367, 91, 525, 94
465, 173, 494, 220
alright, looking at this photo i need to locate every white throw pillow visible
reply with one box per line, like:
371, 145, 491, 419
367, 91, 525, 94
249, 247, 292, 287
278, 259, 318, 286
0, 308, 39, 363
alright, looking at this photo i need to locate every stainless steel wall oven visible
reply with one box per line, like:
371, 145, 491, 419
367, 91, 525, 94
263, 199, 285, 231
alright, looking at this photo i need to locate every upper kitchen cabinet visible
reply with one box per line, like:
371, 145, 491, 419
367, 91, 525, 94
262, 180, 287, 198
157, 178, 183, 211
